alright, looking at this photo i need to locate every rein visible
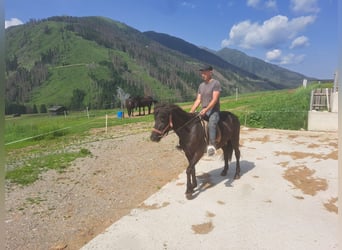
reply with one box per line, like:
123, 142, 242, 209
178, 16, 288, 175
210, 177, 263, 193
152, 113, 201, 138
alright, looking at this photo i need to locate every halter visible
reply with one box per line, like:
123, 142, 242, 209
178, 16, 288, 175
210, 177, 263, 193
152, 112, 201, 138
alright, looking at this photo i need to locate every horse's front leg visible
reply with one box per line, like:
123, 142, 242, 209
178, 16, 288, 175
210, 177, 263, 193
191, 167, 197, 188
184, 150, 203, 198
186, 165, 194, 195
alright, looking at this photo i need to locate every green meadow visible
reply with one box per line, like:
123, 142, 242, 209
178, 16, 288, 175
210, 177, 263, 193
5, 83, 329, 185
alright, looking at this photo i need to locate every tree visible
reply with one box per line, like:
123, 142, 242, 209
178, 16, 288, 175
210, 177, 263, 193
70, 88, 86, 110
32, 104, 38, 114
40, 104, 47, 113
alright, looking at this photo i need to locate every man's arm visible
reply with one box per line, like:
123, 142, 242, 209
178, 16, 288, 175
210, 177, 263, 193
190, 93, 201, 113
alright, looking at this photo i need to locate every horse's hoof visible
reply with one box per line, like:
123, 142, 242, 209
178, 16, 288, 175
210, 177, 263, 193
185, 193, 194, 200
220, 171, 227, 176
234, 175, 240, 179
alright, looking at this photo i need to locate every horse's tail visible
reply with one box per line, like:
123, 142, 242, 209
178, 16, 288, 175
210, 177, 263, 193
227, 140, 234, 162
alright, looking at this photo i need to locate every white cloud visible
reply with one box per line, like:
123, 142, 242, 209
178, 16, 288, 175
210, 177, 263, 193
221, 15, 316, 49
5, 18, 24, 29
290, 36, 309, 49
279, 53, 305, 65
246, 0, 277, 10
266, 49, 282, 61
266, 50, 305, 65
290, 0, 320, 13
265, 0, 277, 10
246, 0, 260, 8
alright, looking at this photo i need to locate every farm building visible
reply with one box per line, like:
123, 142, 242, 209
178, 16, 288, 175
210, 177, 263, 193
307, 71, 339, 131
48, 105, 68, 115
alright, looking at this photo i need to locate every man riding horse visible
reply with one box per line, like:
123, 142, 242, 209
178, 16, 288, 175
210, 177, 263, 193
190, 65, 221, 156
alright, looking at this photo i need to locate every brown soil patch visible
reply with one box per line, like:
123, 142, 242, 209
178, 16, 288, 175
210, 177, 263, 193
191, 221, 214, 234
206, 211, 216, 218
139, 202, 170, 210
250, 135, 270, 143
323, 197, 338, 214
278, 161, 289, 167
283, 166, 328, 195
308, 143, 320, 148
275, 150, 337, 160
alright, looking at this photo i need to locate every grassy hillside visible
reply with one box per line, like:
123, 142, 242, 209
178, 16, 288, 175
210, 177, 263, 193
5, 16, 310, 115
5, 17, 200, 111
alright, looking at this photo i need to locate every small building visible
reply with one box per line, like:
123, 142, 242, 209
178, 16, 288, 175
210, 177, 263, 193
48, 105, 68, 115
307, 71, 338, 131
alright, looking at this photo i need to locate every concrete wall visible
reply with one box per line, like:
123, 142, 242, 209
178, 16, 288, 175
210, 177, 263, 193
331, 92, 338, 112
308, 111, 338, 131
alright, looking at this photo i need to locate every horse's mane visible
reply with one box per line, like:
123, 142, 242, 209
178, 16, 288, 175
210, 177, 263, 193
154, 103, 195, 118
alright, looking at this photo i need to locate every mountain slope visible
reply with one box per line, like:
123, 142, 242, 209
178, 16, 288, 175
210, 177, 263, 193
144, 31, 308, 89
216, 48, 310, 88
5, 16, 302, 113
5, 16, 201, 109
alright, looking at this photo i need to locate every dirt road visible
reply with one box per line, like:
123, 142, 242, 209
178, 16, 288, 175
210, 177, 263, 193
5, 125, 338, 250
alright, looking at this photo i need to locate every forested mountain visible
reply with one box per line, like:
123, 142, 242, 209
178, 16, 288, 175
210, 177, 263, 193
143, 31, 308, 89
5, 16, 309, 114
215, 48, 310, 88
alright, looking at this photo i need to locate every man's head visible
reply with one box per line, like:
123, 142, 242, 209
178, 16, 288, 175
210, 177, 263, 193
199, 65, 213, 82
199, 65, 213, 72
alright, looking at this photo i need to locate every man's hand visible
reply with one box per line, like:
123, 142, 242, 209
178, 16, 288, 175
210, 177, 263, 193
199, 108, 207, 116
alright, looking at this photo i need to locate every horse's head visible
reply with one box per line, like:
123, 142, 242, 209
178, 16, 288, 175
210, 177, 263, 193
150, 104, 174, 142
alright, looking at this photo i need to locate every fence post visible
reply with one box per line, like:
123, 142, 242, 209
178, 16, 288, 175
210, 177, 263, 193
244, 111, 248, 126
326, 88, 330, 112
310, 90, 314, 110
105, 114, 108, 133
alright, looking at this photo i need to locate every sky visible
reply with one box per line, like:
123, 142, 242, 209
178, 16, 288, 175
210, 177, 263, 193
4, 0, 339, 79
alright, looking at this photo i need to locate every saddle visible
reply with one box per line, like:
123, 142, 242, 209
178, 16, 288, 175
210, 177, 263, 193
201, 119, 222, 145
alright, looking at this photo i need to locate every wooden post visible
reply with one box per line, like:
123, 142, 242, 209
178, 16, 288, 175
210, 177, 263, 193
105, 114, 108, 133
310, 90, 314, 110
326, 88, 330, 112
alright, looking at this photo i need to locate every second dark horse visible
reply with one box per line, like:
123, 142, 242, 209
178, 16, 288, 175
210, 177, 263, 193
150, 103, 241, 198
125, 96, 157, 117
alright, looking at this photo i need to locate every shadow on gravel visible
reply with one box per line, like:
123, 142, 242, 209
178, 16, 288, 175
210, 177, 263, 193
191, 160, 256, 198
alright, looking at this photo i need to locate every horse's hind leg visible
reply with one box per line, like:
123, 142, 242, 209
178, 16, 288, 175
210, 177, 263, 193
221, 143, 232, 176
233, 143, 241, 179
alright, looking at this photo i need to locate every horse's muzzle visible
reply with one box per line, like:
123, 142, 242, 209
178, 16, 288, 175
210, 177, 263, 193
150, 132, 161, 142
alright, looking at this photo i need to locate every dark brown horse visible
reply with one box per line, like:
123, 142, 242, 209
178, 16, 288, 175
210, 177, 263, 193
136, 96, 157, 116
150, 103, 241, 198
125, 97, 137, 117
126, 96, 157, 117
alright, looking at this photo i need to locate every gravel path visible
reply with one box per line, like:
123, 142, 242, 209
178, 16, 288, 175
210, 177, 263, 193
5, 125, 338, 250
5, 124, 186, 250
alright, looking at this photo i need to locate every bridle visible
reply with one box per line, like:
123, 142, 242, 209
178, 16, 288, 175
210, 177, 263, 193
152, 114, 173, 138
152, 112, 201, 138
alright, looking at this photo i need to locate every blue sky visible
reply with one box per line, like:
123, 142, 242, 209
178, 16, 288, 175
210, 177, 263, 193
5, 0, 338, 79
